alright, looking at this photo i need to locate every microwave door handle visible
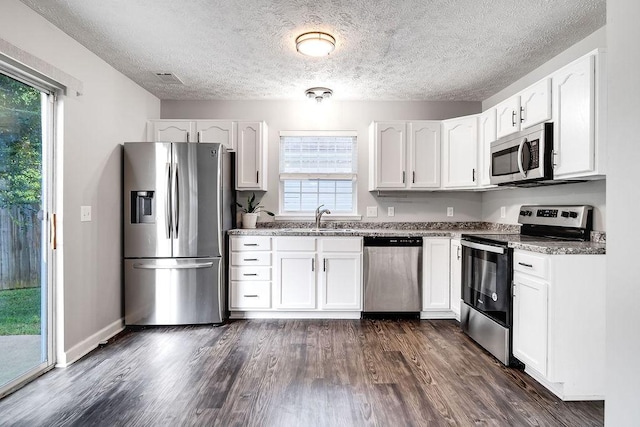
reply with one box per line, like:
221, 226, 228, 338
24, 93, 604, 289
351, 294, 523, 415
517, 137, 528, 178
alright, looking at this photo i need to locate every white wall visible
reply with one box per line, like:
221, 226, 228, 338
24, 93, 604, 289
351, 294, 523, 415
0, 1, 160, 362
605, 0, 640, 425
161, 100, 483, 222
481, 27, 607, 231
482, 181, 606, 231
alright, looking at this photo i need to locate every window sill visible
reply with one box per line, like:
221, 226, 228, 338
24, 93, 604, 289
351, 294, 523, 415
274, 214, 363, 222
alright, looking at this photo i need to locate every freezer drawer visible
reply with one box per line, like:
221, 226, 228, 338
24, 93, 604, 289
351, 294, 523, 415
124, 258, 224, 325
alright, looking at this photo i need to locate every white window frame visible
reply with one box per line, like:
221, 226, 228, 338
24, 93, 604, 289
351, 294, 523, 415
277, 130, 361, 221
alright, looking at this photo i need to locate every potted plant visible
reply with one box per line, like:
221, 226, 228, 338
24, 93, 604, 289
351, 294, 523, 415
236, 193, 274, 229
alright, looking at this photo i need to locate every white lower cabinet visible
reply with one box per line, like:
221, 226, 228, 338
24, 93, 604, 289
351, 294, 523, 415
422, 238, 451, 313
275, 250, 317, 309
232, 236, 362, 316
229, 236, 272, 310
449, 239, 462, 321
512, 272, 548, 375
511, 249, 606, 400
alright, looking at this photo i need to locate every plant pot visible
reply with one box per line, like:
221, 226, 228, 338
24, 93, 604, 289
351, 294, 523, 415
241, 212, 259, 229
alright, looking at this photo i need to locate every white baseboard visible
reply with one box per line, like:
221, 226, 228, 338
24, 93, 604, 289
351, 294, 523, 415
524, 366, 604, 401
420, 310, 456, 320
55, 319, 124, 368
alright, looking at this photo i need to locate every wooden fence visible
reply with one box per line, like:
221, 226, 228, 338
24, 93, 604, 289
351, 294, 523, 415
0, 205, 41, 290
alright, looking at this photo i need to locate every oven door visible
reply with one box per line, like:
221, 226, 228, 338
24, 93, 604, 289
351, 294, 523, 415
461, 239, 512, 327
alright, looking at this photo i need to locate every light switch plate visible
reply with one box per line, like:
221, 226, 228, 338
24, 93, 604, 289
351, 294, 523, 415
387, 207, 395, 217
500, 206, 506, 218
447, 207, 454, 217
366, 206, 378, 217
81, 205, 92, 222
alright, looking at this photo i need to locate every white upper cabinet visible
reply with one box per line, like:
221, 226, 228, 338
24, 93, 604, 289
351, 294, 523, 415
408, 121, 441, 188
495, 77, 551, 139
148, 120, 193, 142
441, 115, 478, 188
236, 121, 268, 190
478, 108, 497, 188
195, 120, 237, 151
496, 96, 521, 139
369, 122, 407, 189
369, 121, 440, 191
520, 78, 552, 129
551, 50, 605, 179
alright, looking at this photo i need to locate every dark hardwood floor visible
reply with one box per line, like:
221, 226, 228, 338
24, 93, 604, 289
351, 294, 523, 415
0, 319, 603, 426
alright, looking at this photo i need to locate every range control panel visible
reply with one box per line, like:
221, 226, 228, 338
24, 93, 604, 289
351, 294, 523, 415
518, 205, 592, 228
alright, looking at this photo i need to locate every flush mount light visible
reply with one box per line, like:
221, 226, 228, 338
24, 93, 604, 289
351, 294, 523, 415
305, 87, 333, 103
296, 32, 336, 57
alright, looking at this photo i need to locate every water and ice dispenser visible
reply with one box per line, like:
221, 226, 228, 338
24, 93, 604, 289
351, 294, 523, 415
131, 191, 155, 224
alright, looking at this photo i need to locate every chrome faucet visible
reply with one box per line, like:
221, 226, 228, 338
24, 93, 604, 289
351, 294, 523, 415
315, 204, 331, 229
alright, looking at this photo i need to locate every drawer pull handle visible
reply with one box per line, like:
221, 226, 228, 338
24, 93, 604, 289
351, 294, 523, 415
243, 273, 258, 276
243, 258, 259, 261
243, 243, 259, 246
518, 262, 533, 268
243, 294, 259, 298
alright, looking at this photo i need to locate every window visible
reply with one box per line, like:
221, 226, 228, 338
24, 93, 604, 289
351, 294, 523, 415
279, 131, 357, 214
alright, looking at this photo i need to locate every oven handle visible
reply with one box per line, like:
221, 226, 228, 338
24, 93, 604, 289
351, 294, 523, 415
461, 240, 506, 254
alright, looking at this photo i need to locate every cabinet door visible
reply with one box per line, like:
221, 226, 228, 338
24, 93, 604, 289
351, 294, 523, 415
236, 121, 267, 190
552, 55, 595, 178
442, 116, 478, 188
478, 109, 497, 187
449, 240, 462, 320
513, 273, 548, 375
275, 253, 316, 309
149, 120, 193, 142
196, 120, 237, 151
320, 253, 362, 310
408, 121, 440, 188
374, 122, 407, 189
495, 96, 521, 138
422, 238, 451, 311
520, 78, 552, 129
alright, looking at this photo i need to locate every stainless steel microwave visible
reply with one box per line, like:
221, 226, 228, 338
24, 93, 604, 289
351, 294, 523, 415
490, 122, 554, 186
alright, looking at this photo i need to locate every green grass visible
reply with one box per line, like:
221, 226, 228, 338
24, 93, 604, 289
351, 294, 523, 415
0, 287, 41, 335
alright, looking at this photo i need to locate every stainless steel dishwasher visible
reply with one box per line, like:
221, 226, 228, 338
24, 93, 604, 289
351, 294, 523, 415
363, 236, 422, 312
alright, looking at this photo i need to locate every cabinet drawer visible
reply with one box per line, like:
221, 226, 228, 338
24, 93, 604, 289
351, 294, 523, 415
230, 281, 271, 309
276, 237, 316, 251
514, 251, 548, 278
231, 236, 272, 251
231, 252, 271, 266
230, 266, 271, 281
320, 237, 362, 253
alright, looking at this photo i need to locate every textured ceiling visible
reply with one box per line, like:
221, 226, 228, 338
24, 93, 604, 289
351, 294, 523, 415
19, 0, 605, 101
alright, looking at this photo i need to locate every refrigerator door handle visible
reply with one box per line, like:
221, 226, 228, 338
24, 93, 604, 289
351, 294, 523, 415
133, 262, 214, 270
165, 163, 172, 239
173, 163, 180, 238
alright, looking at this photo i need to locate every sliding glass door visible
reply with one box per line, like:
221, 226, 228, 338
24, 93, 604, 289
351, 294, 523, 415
0, 72, 54, 395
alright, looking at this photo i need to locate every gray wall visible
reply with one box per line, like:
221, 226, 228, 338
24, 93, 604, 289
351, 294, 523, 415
162, 100, 484, 222
0, 0, 160, 363
606, 0, 640, 424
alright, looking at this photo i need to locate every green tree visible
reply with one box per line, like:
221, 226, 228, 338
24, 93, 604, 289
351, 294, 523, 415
0, 74, 42, 219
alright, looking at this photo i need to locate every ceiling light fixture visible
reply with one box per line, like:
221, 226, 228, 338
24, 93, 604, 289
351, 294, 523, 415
305, 87, 333, 103
296, 32, 336, 57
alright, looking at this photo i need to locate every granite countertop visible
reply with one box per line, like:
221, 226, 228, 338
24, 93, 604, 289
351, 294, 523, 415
228, 222, 606, 255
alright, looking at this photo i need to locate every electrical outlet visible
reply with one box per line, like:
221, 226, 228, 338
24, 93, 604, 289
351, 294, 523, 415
500, 206, 506, 218
366, 206, 378, 217
81, 205, 92, 222
387, 206, 395, 217
447, 207, 454, 217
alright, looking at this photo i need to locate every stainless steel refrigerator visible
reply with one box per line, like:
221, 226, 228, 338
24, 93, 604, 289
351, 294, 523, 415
123, 142, 233, 325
